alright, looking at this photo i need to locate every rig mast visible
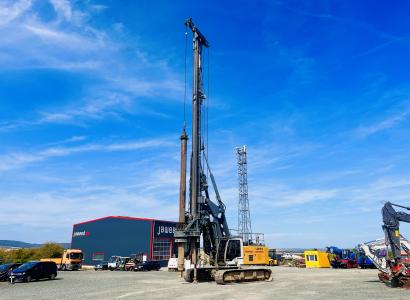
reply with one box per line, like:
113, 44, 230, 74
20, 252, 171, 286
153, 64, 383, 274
174, 19, 273, 284
236, 146, 252, 244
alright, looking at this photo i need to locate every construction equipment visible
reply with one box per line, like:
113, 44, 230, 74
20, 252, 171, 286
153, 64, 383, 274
174, 18, 272, 284
40, 249, 83, 271
124, 253, 146, 271
326, 246, 358, 269
363, 202, 410, 287
360, 238, 392, 274
355, 245, 375, 269
268, 249, 280, 266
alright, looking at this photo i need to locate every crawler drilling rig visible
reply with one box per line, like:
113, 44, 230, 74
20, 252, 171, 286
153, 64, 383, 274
174, 18, 273, 284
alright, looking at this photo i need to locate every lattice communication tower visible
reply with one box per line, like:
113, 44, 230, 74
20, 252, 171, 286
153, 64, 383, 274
236, 145, 252, 244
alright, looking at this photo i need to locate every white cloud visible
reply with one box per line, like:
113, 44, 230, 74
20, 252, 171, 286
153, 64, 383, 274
355, 109, 410, 138
23, 23, 101, 50
275, 189, 339, 207
0, 0, 184, 132
0, 138, 174, 171
50, 0, 72, 22
0, 0, 32, 25
0, 163, 181, 242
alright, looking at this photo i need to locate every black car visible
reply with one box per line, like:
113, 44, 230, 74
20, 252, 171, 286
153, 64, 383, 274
133, 261, 161, 271
10, 261, 57, 283
0, 263, 21, 281
94, 261, 108, 271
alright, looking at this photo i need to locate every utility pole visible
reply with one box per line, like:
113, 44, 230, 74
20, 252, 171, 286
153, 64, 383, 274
236, 146, 252, 244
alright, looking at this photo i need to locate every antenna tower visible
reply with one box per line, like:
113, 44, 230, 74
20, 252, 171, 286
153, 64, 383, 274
236, 145, 252, 244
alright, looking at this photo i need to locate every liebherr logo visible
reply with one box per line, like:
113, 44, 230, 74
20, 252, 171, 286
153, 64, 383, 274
73, 231, 90, 237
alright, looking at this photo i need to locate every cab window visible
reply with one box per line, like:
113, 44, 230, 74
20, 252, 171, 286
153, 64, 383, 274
226, 240, 241, 261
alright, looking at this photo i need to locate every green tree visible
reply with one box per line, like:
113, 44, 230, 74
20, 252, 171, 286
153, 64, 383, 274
0, 243, 64, 263
35, 243, 64, 259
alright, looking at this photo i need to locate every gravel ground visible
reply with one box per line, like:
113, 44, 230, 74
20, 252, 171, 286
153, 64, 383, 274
0, 267, 409, 299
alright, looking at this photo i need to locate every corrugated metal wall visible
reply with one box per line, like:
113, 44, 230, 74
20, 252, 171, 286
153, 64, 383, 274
71, 217, 152, 265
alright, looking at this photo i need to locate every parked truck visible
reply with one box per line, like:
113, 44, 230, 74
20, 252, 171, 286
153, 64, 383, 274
40, 249, 83, 271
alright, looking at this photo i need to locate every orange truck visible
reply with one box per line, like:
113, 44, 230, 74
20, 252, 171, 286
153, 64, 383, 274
41, 249, 83, 271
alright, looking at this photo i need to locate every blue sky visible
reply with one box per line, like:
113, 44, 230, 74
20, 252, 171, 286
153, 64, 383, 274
1, 0, 410, 248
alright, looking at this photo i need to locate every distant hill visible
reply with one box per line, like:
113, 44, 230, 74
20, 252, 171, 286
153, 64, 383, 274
0, 240, 70, 249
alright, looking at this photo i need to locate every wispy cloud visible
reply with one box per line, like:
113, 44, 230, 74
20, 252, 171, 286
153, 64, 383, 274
0, 0, 32, 25
273, 188, 339, 207
0, 156, 181, 241
0, 137, 174, 171
273, 1, 410, 64
354, 107, 410, 138
0, 0, 184, 132
50, 0, 74, 22
0, 94, 132, 130
344, 35, 410, 63
273, 1, 401, 41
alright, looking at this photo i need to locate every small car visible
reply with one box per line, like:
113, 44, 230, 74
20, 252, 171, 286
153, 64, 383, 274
10, 261, 57, 283
94, 261, 108, 271
107, 256, 121, 271
0, 263, 21, 281
133, 260, 161, 272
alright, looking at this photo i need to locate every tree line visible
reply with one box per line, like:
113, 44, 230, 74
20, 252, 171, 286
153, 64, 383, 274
0, 243, 64, 264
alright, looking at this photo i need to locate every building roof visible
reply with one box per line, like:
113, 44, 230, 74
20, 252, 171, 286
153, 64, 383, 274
73, 216, 177, 226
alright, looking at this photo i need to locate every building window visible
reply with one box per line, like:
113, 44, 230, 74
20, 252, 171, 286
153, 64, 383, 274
92, 253, 105, 261
153, 239, 171, 260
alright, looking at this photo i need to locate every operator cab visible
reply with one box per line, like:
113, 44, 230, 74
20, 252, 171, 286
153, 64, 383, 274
216, 237, 243, 266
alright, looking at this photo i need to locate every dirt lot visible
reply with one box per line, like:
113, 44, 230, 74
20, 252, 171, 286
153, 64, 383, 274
0, 267, 409, 299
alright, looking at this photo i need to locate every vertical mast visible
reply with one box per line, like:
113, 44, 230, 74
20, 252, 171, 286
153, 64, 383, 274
185, 18, 209, 269
174, 18, 209, 283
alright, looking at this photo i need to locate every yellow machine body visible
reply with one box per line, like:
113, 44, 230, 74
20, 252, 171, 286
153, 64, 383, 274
304, 250, 330, 268
243, 245, 270, 265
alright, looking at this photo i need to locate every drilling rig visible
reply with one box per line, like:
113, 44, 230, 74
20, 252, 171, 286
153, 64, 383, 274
174, 18, 273, 284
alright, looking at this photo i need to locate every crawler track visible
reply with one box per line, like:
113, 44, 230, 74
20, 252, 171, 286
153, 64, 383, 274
184, 267, 273, 285
215, 268, 273, 285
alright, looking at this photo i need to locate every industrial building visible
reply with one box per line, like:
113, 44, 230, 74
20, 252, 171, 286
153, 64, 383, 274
71, 216, 177, 266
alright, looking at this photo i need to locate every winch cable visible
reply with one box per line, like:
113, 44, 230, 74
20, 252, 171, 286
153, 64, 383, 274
206, 47, 210, 179
183, 25, 188, 128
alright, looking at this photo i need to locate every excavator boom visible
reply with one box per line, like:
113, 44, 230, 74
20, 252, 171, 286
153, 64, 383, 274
374, 202, 410, 287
